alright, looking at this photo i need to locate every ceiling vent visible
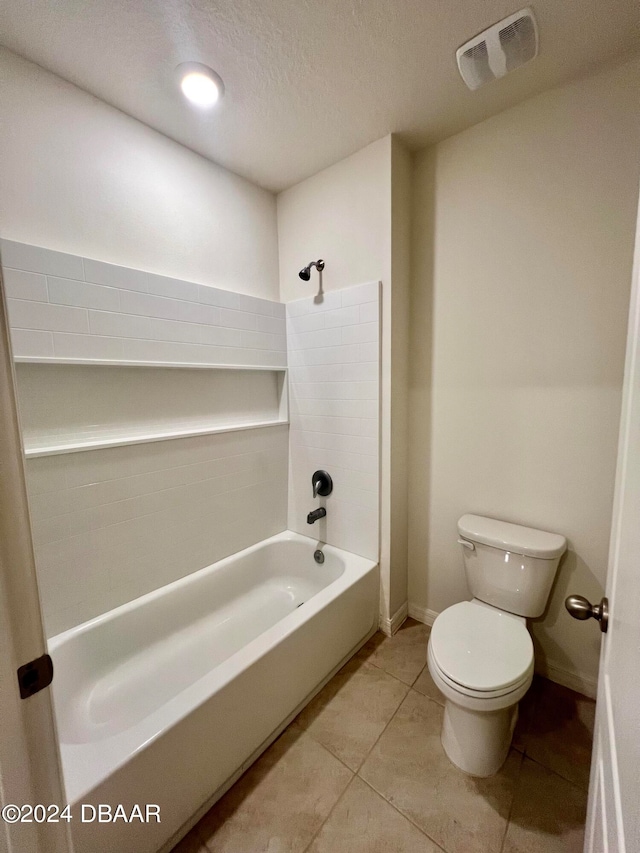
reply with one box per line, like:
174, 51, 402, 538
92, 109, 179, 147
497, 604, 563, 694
456, 8, 539, 91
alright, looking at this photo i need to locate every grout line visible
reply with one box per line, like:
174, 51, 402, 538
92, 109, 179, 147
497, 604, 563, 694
8, 290, 286, 322
498, 749, 525, 853
39, 462, 272, 513
181, 640, 419, 852
10, 316, 285, 350
30, 475, 270, 540
46, 438, 285, 489
357, 776, 449, 853
408, 688, 444, 710
290, 651, 412, 776
295, 648, 446, 851
517, 678, 593, 792
521, 751, 591, 793
359, 630, 431, 688
291, 410, 374, 421
299, 773, 357, 853
31, 478, 282, 549
411, 680, 445, 707
366, 657, 421, 689
354, 691, 449, 853
31, 450, 277, 512
290, 720, 357, 777
355, 687, 412, 770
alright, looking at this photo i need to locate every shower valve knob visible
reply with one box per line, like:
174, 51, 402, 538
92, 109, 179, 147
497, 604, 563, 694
312, 470, 333, 498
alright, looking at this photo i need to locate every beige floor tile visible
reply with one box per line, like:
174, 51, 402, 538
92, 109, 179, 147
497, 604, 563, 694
307, 776, 442, 853
170, 827, 208, 853
197, 728, 352, 853
359, 690, 522, 853
412, 664, 444, 705
294, 657, 409, 770
524, 679, 595, 789
358, 619, 430, 685
503, 758, 587, 853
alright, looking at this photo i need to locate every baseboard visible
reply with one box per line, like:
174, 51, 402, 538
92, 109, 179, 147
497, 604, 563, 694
407, 603, 438, 627
535, 661, 598, 700
379, 600, 408, 636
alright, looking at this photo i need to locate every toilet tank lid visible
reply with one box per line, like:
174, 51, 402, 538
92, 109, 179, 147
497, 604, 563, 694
457, 514, 567, 559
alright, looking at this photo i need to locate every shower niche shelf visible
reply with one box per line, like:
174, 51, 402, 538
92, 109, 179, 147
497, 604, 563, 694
14, 356, 287, 371
15, 362, 288, 458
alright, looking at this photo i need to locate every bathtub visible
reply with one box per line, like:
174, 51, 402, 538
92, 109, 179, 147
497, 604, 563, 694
48, 531, 379, 853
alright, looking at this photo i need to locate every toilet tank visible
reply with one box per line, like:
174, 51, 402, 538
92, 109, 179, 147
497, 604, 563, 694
457, 515, 567, 618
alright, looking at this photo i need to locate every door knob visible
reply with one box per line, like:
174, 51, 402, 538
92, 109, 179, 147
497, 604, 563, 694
565, 595, 609, 633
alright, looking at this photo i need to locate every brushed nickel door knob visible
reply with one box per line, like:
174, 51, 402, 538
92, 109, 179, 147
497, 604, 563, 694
565, 595, 609, 633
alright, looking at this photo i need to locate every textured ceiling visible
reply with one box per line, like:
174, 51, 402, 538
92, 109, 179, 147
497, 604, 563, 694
1, 0, 638, 191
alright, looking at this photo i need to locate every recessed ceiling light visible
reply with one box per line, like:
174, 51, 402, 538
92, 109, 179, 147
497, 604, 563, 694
176, 62, 224, 108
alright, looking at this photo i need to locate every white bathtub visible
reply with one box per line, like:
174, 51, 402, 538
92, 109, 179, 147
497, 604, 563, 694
49, 531, 379, 853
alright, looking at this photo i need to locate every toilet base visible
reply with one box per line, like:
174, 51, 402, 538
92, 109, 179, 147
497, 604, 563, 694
441, 699, 518, 777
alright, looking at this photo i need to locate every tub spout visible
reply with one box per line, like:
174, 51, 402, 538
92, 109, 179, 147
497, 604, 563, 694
307, 507, 326, 524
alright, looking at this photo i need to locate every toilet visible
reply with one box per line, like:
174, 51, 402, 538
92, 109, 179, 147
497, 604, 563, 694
427, 514, 566, 777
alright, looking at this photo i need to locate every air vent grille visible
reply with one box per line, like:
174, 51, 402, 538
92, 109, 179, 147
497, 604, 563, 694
456, 8, 539, 90
499, 16, 537, 71
459, 41, 494, 90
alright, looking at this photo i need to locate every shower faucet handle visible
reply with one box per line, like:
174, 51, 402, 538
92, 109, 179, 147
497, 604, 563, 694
312, 470, 333, 498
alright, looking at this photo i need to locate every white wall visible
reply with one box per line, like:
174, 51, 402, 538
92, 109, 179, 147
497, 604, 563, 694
277, 135, 411, 629
0, 48, 279, 300
408, 55, 640, 694
287, 282, 379, 561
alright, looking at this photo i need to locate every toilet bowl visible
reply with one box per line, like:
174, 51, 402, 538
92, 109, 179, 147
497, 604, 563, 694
427, 600, 533, 776
427, 515, 566, 777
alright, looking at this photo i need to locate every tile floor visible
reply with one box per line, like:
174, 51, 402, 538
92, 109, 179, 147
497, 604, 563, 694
172, 619, 594, 853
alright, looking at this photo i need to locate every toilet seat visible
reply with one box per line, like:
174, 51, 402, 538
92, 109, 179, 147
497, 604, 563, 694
429, 646, 531, 700
430, 601, 533, 695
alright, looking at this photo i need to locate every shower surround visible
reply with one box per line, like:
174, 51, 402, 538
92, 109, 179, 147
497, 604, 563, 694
1, 238, 289, 635
1, 240, 381, 851
287, 281, 380, 561
2, 239, 381, 636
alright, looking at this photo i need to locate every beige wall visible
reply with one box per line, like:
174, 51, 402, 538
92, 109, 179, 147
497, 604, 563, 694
0, 48, 279, 300
278, 135, 411, 627
389, 139, 412, 618
408, 55, 640, 695
277, 136, 392, 302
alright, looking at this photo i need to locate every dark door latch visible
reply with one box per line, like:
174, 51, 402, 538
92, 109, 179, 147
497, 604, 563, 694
17, 653, 54, 699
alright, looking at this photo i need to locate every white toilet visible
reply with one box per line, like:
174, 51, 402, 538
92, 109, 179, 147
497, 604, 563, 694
427, 514, 566, 777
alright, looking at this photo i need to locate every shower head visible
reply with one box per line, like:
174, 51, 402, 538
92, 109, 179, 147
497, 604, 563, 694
299, 259, 325, 281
